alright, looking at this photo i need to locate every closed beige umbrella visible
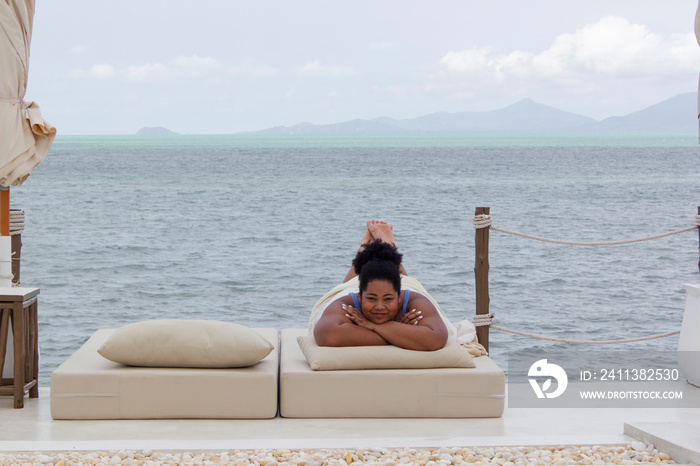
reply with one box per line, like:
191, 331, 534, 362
696, 0, 700, 142
0, 0, 53, 379
0, 0, 55, 236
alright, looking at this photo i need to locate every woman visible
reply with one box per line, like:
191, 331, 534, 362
312, 221, 449, 351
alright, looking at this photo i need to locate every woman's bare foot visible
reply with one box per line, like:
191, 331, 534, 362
344, 220, 406, 282
367, 220, 395, 245
360, 228, 374, 246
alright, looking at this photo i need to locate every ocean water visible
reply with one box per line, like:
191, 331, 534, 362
7, 133, 700, 385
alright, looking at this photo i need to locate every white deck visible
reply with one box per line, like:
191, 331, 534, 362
1, 387, 699, 464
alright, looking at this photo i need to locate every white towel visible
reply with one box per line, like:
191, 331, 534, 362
309, 275, 490, 354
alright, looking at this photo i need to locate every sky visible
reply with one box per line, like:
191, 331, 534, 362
24, 0, 700, 135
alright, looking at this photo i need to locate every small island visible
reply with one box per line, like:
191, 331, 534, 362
136, 127, 178, 136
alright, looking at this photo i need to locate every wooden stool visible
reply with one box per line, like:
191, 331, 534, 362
0, 287, 39, 408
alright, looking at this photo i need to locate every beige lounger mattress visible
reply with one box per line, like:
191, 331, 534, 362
50, 328, 278, 420
280, 328, 505, 418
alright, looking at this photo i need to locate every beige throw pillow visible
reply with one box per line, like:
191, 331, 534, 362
98, 320, 274, 368
297, 334, 475, 370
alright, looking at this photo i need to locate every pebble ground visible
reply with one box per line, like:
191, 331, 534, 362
0, 442, 677, 465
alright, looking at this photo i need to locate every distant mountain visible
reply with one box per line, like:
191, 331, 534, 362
261, 119, 404, 135
255, 93, 696, 135
136, 127, 178, 135
393, 98, 597, 133
587, 93, 696, 133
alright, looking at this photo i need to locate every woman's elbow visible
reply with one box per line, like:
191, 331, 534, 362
422, 332, 448, 351
313, 328, 343, 347
423, 339, 447, 351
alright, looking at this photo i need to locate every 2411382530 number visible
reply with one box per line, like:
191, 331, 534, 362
598, 368, 680, 381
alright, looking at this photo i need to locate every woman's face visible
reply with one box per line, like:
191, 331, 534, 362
359, 279, 400, 324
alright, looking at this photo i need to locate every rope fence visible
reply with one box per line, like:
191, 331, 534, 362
472, 213, 700, 246
472, 312, 681, 345
471, 208, 699, 349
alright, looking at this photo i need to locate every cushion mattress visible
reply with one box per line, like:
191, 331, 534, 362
279, 329, 505, 418
50, 328, 278, 420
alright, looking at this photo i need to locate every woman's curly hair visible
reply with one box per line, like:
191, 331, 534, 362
352, 240, 403, 293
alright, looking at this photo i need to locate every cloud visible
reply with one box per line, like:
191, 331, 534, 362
70, 55, 224, 83
89, 64, 116, 79
228, 62, 280, 77
440, 47, 494, 74
441, 16, 700, 80
125, 55, 222, 82
126, 62, 168, 82
297, 59, 358, 77
69, 63, 115, 79
172, 55, 222, 70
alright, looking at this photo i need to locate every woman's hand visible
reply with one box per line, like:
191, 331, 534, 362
342, 304, 423, 329
341, 304, 376, 330
398, 308, 423, 326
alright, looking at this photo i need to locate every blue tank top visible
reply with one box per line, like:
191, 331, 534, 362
349, 289, 411, 318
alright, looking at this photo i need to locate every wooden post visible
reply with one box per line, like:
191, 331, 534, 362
11, 234, 20, 285
0, 188, 9, 237
474, 207, 490, 352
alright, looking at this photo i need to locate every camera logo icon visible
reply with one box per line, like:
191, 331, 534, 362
528, 359, 568, 399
